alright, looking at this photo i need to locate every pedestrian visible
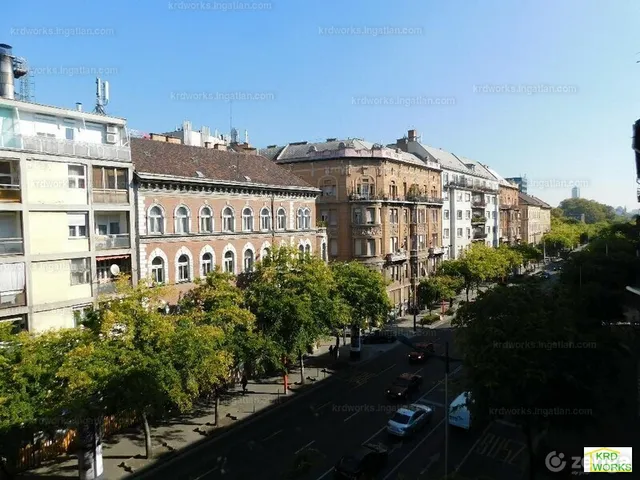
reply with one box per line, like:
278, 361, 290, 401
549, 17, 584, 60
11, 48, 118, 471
328, 345, 334, 357
241, 373, 248, 393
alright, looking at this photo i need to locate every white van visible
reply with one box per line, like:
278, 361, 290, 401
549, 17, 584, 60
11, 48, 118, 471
448, 392, 472, 430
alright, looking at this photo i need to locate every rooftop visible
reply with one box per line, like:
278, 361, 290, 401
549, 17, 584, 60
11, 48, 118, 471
0, 96, 127, 125
519, 191, 551, 208
131, 138, 316, 190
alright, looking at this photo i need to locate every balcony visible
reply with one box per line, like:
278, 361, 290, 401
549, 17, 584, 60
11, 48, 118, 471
92, 188, 129, 204
471, 216, 486, 225
473, 231, 487, 240
386, 251, 408, 263
96, 282, 117, 295
0, 289, 26, 310
406, 193, 444, 204
428, 247, 445, 256
472, 200, 486, 208
348, 190, 385, 202
94, 234, 130, 250
15, 135, 131, 162
500, 203, 518, 210
95, 255, 131, 295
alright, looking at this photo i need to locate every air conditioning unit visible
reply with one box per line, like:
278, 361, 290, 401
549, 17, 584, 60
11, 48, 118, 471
106, 125, 118, 134
105, 134, 117, 144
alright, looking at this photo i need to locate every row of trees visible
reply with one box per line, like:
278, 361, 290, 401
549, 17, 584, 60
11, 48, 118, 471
453, 218, 640, 480
556, 197, 619, 224
543, 208, 608, 256
0, 246, 391, 477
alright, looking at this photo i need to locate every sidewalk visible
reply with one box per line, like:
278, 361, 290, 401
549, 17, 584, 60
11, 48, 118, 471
17, 338, 399, 479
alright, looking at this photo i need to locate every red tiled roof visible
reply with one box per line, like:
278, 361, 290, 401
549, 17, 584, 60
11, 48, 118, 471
131, 138, 314, 189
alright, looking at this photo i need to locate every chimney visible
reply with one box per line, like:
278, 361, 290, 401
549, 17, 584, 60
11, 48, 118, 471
408, 129, 417, 142
75, 102, 83, 112
150, 133, 168, 142
0, 44, 15, 100
205, 142, 211, 149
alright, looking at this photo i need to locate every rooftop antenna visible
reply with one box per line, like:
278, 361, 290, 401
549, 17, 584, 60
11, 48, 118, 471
94, 77, 109, 114
229, 100, 233, 138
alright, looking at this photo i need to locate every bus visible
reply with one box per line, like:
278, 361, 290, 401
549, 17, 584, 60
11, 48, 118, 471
448, 392, 472, 430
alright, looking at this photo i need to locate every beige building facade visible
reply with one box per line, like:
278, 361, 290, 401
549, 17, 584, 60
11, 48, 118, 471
518, 192, 551, 245
261, 139, 444, 314
132, 136, 326, 304
498, 182, 521, 244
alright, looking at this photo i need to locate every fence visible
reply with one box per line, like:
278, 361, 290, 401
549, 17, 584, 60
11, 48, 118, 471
15, 413, 138, 472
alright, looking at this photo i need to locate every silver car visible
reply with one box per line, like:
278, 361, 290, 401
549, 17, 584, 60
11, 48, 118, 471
386, 402, 433, 437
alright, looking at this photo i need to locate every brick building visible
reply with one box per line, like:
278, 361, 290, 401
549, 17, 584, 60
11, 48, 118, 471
131, 136, 326, 303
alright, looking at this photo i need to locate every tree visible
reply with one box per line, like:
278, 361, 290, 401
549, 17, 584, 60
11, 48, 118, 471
558, 198, 617, 224
510, 243, 542, 268
418, 275, 458, 312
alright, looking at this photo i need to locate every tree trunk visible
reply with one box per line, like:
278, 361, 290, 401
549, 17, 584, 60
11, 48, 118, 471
466, 284, 471, 302
78, 418, 104, 480
334, 335, 340, 359
342, 326, 347, 346
142, 411, 153, 459
214, 387, 220, 426
282, 356, 289, 395
299, 352, 305, 385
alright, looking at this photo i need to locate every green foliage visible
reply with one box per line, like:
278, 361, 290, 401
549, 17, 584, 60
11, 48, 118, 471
331, 260, 391, 329
558, 197, 618, 224
418, 275, 461, 311
420, 314, 440, 325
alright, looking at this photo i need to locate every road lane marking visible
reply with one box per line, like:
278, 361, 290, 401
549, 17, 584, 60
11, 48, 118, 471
316, 401, 332, 411
295, 440, 315, 455
192, 456, 227, 479
378, 363, 397, 376
344, 411, 359, 422
413, 367, 424, 375
495, 418, 518, 428
261, 429, 282, 441
454, 422, 493, 473
381, 418, 446, 479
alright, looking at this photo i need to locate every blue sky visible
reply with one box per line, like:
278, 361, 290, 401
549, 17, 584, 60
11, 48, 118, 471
3, 0, 640, 208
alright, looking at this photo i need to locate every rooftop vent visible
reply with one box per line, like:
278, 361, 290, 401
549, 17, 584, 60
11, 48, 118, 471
290, 141, 308, 146
244, 175, 251, 182
196, 171, 204, 178
326, 138, 337, 142
308, 146, 317, 153
266, 144, 277, 148
338, 142, 346, 148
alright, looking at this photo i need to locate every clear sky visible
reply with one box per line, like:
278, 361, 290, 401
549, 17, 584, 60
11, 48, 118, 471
3, 0, 640, 208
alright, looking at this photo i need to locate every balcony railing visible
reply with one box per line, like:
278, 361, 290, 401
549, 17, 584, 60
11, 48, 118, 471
0, 238, 24, 255
472, 200, 486, 208
0, 289, 26, 310
471, 216, 486, 224
445, 179, 498, 192
406, 193, 444, 204
95, 234, 130, 250
96, 282, 117, 295
500, 203, 519, 210
428, 247, 445, 255
386, 251, 408, 263
15, 135, 131, 162
0, 185, 21, 203
473, 232, 488, 239
92, 189, 129, 204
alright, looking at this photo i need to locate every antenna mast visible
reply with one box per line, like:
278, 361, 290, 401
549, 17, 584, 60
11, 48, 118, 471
94, 77, 110, 114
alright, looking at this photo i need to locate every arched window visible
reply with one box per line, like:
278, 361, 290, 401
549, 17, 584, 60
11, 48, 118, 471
296, 208, 304, 229
242, 207, 254, 232
303, 209, 311, 230
298, 244, 305, 259
356, 177, 374, 198
260, 207, 271, 231
262, 247, 270, 259
148, 206, 164, 234
243, 249, 254, 272
175, 206, 189, 234
200, 206, 213, 233
202, 252, 213, 276
177, 254, 190, 282
277, 208, 287, 230
222, 207, 234, 232
305, 244, 311, 254
151, 257, 164, 283
224, 251, 235, 273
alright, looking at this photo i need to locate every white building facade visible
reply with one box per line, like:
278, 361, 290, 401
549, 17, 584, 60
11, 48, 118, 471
0, 96, 136, 333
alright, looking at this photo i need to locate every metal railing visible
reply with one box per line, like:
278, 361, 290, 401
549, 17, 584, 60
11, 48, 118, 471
94, 234, 130, 250
92, 189, 129, 204
472, 201, 486, 208
473, 232, 488, 239
0, 289, 26, 309
471, 217, 486, 224
0, 238, 24, 255
406, 193, 444, 204
386, 251, 408, 262
16, 135, 131, 162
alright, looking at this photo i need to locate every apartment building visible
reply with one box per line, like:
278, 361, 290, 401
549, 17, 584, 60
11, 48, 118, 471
131, 136, 326, 304
518, 192, 551, 244
394, 130, 500, 259
0, 50, 135, 332
486, 168, 522, 244
261, 138, 444, 315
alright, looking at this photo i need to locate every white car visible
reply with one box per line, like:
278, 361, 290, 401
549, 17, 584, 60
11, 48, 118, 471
386, 402, 433, 437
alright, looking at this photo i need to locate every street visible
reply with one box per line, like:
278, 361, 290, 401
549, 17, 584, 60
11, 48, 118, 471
131, 328, 529, 480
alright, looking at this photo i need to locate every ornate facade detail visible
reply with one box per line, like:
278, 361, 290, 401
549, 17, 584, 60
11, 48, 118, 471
417, 224, 427, 234
352, 226, 382, 237
389, 224, 399, 236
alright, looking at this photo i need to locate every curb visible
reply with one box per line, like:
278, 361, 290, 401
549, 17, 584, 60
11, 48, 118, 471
129, 341, 405, 478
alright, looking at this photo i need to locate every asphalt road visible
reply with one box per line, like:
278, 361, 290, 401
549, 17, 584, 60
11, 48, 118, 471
132, 329, 528, 480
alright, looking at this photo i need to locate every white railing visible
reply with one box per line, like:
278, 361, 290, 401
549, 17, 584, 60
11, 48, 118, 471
94, 234, 130, 250
16, 135, 131, 162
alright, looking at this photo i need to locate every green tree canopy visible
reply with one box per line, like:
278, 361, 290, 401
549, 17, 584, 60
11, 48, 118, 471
558, 198, 617, 224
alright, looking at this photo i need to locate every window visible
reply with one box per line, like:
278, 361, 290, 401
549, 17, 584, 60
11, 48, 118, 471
356, 178, 373, 198
389, 208, 398, 224
242, 208, 254, 232
202, 252, 213, 276
68, 213, 87, 238
418, 235, 425, 250
329, 210, 338, 226
444, 228, 450, 238
148, 206, 164, 234
175, 206, 189, 234
466, 227, 471, 238
200, 207, 213, 233
92, 166, 127, 190
365, 208, 375, 224
0, 161, 18, 187
276, 208, 287, 230
224, 251, 235, 273
303, 209, 311, 229
432, 210, 438, 222
243, 249, 254, 272
444, 210, 449, 220
260, 208, 271, 231
330, 239, 338, 256
456, 192, 462, 201
177, 254, 190, 282
390, 237, 399, 252
456, 228, 463, 238
389, 182, 398, 198
403, 209, 408, 223
320, 210, 329, 223
223, 207, 235, 232
353, 208, 362, 224
96, 215, 123, 236
305, 244, 311, 255
297, 208, 304, 229
65, 127, 74, 140
151, 257, 165, 283
465, 193, 470, 202
70, 258, 90, 285
418, 210, 426, 223
465, 210, 470, 220
355, 239, 375, 256
321, 179, 336, 197
456, 210, 462, 220
68, 165, 86, 189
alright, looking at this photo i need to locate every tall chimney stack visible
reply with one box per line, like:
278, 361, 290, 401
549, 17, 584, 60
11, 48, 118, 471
0, 44, 16, 100
407, 129, 417, 142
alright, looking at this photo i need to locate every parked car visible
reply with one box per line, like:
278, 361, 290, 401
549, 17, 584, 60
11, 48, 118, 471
333, 442, 388, 479
386, 402, 434, 437
407, 343, 435, 363
362, 330, 396, 344
386, 373, 422, 400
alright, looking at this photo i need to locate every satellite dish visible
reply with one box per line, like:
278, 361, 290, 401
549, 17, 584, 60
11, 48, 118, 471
110, 264, 121, 276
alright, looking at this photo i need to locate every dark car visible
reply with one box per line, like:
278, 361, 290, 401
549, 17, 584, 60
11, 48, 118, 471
386, 373, 422, 400
362, 330, 396, 344
334, 442, 388, 479
407, 343, 435, 363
